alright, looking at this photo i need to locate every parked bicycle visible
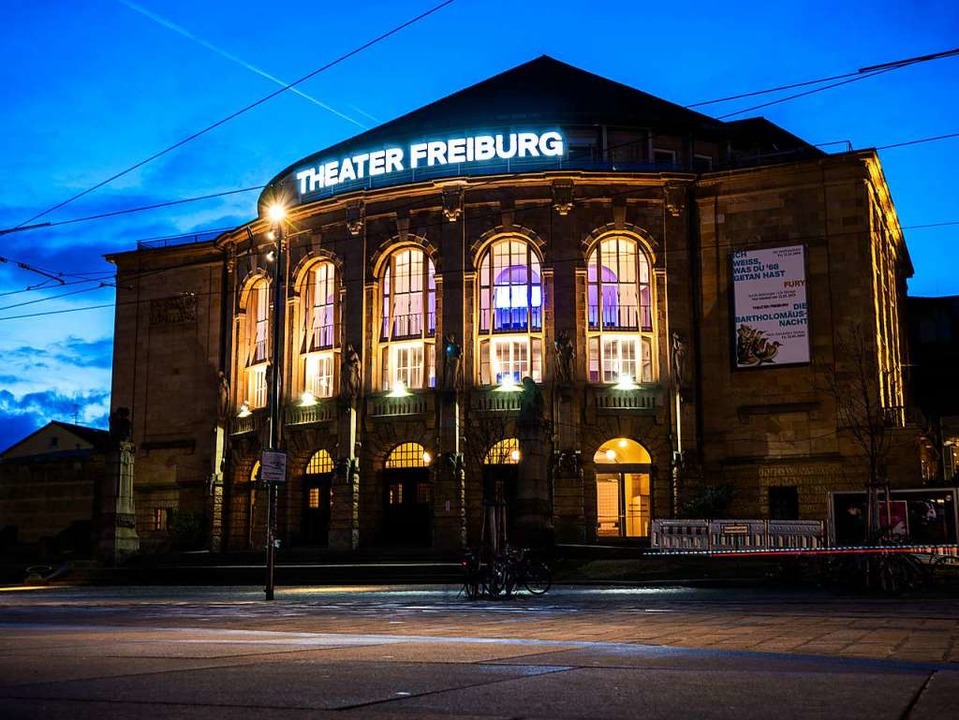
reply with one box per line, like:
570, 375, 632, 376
460, 545, 552, 599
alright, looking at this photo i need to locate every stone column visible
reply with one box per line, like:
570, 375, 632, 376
515, 378, 553, 548
330, 407, 360, 551
96, 441, 139, 565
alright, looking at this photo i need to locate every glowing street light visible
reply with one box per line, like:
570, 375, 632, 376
264, 201, 287, 601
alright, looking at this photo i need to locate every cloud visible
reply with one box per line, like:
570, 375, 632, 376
0, 387, 111, 452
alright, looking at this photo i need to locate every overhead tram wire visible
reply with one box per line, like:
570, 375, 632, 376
2, 121, 957, 305
12, 0, 457, 230
2, 45, 956, 294
689, 47, 959, 110
3, 42, 956, 240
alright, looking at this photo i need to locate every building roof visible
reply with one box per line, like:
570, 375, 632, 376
0, 421, 111, 461
261, 55, 822, 206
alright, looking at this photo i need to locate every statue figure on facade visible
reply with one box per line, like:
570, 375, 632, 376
553, 329, 575, 387
671, 331, 688, 388
442, 334, 462, 391
517, 377, 545, 429
217, 371, 230, 421
109, 407, 132, 445
341, 345, 361, 402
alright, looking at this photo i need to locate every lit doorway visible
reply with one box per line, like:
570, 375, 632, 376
383, 442, 433, 546
482, 437, 521, 550
302, 450, 333, 546
594, 438, 652, 538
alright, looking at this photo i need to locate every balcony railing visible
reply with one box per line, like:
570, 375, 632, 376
593, 384, 661, 412
231, 409, 267, 436
368, 393, 429, 417
286, 400, 337, 426
471, 388, 523, 413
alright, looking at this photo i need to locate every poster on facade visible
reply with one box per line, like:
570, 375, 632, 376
732, 245, 809, 368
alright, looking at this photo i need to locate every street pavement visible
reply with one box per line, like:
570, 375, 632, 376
0, 584, 956, 719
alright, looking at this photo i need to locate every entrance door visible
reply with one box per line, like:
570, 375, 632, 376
384, 468, 432, 546
596, 472, 650, 537
302, 474, 331, 546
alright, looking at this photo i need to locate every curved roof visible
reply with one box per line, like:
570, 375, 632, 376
259, 55, 820, 208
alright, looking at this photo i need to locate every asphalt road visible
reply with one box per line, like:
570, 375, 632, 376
1, 584, 956, 719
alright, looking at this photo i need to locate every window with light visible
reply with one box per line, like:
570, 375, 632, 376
379, 248, 436, 391
478, 237, 543, 384
243, 277, 270, 408
301, 261, 337, 398
586, 236, 654, 383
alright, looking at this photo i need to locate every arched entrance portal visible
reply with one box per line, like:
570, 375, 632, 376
594, 439, 652, 539
302, 450, 333, 546
383, 442, 432, 546
482, 438, 520, 551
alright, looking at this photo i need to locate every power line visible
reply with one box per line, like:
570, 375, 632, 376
691, 47, 959, 109
13, 0, 457, 229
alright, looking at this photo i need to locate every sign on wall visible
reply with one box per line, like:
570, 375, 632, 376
294, 130, 565, 200
731, 245, 809, 368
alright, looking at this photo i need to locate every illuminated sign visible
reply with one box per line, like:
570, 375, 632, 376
295, 130, 565, 196
731, 245, 810, 367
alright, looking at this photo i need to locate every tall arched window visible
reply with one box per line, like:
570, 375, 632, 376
478, 237, 543, 384
586, 236, 654, 383
300, 261, 337, 398
242, 276, 270, 409
379, 248, 436, 391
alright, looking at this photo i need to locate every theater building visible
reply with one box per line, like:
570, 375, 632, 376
108, 56, 919, 554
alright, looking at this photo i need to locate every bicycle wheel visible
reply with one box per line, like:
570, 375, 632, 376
522, 560, 551, 595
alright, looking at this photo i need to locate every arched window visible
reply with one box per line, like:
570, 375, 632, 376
478, 237, 543, 384
300, 261, 337, 398
306, 449, 334, 474
594, 438, 652, 538
379, 248, 436, 391
384, 442, 430, 468
241, 276, 270, 409
586, 236, 654, 384
484, 438, 521, 465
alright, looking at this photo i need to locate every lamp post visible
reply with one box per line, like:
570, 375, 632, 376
265, 202, 286, 601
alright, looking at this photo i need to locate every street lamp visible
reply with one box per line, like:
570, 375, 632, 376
265, 202, 286, 601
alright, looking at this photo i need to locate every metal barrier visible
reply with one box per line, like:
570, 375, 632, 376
650, 520, 710, 550
651, 519, 825, 551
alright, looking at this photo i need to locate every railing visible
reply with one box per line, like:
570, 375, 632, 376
368, 393, 429, 417
471, 389, 523, 413
381, 312, 436, 340
587, 304, 650, 331
286, 400, 337, 425
594, 385, 660, 412
650, 519, 825, 551
231, 411, 267, 437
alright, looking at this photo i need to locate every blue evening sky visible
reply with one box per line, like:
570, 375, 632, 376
0, 0, 957, 450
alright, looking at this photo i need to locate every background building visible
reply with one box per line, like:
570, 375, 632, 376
108, 57, 919, 554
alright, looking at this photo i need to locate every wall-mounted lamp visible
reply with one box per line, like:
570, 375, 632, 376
388, 380, 411, 397
614, 373, 639, 390
300, 390, 317, 407
237, 401, 251, 418
494, 375, 521, 392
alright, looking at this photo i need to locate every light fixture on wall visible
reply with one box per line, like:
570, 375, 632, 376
614, 373, 639, 390
494, 375, 521, 392
299, 390, 317, 406
237, 401, 251, 418
388, 380, 411, 397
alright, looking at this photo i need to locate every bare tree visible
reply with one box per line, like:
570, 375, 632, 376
819, 324, 895, 541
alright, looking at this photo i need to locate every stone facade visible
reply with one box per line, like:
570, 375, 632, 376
106, 58, 919, 555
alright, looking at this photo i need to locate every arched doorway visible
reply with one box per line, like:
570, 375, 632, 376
593, 439, 652, 539
482, 438, 520, 550
383, 442, 432, 546
302, 450, 333, 546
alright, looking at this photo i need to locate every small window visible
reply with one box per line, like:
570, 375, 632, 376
653, 149, 676, 167
153, 508, 168, 531
692, 154, 713, 172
